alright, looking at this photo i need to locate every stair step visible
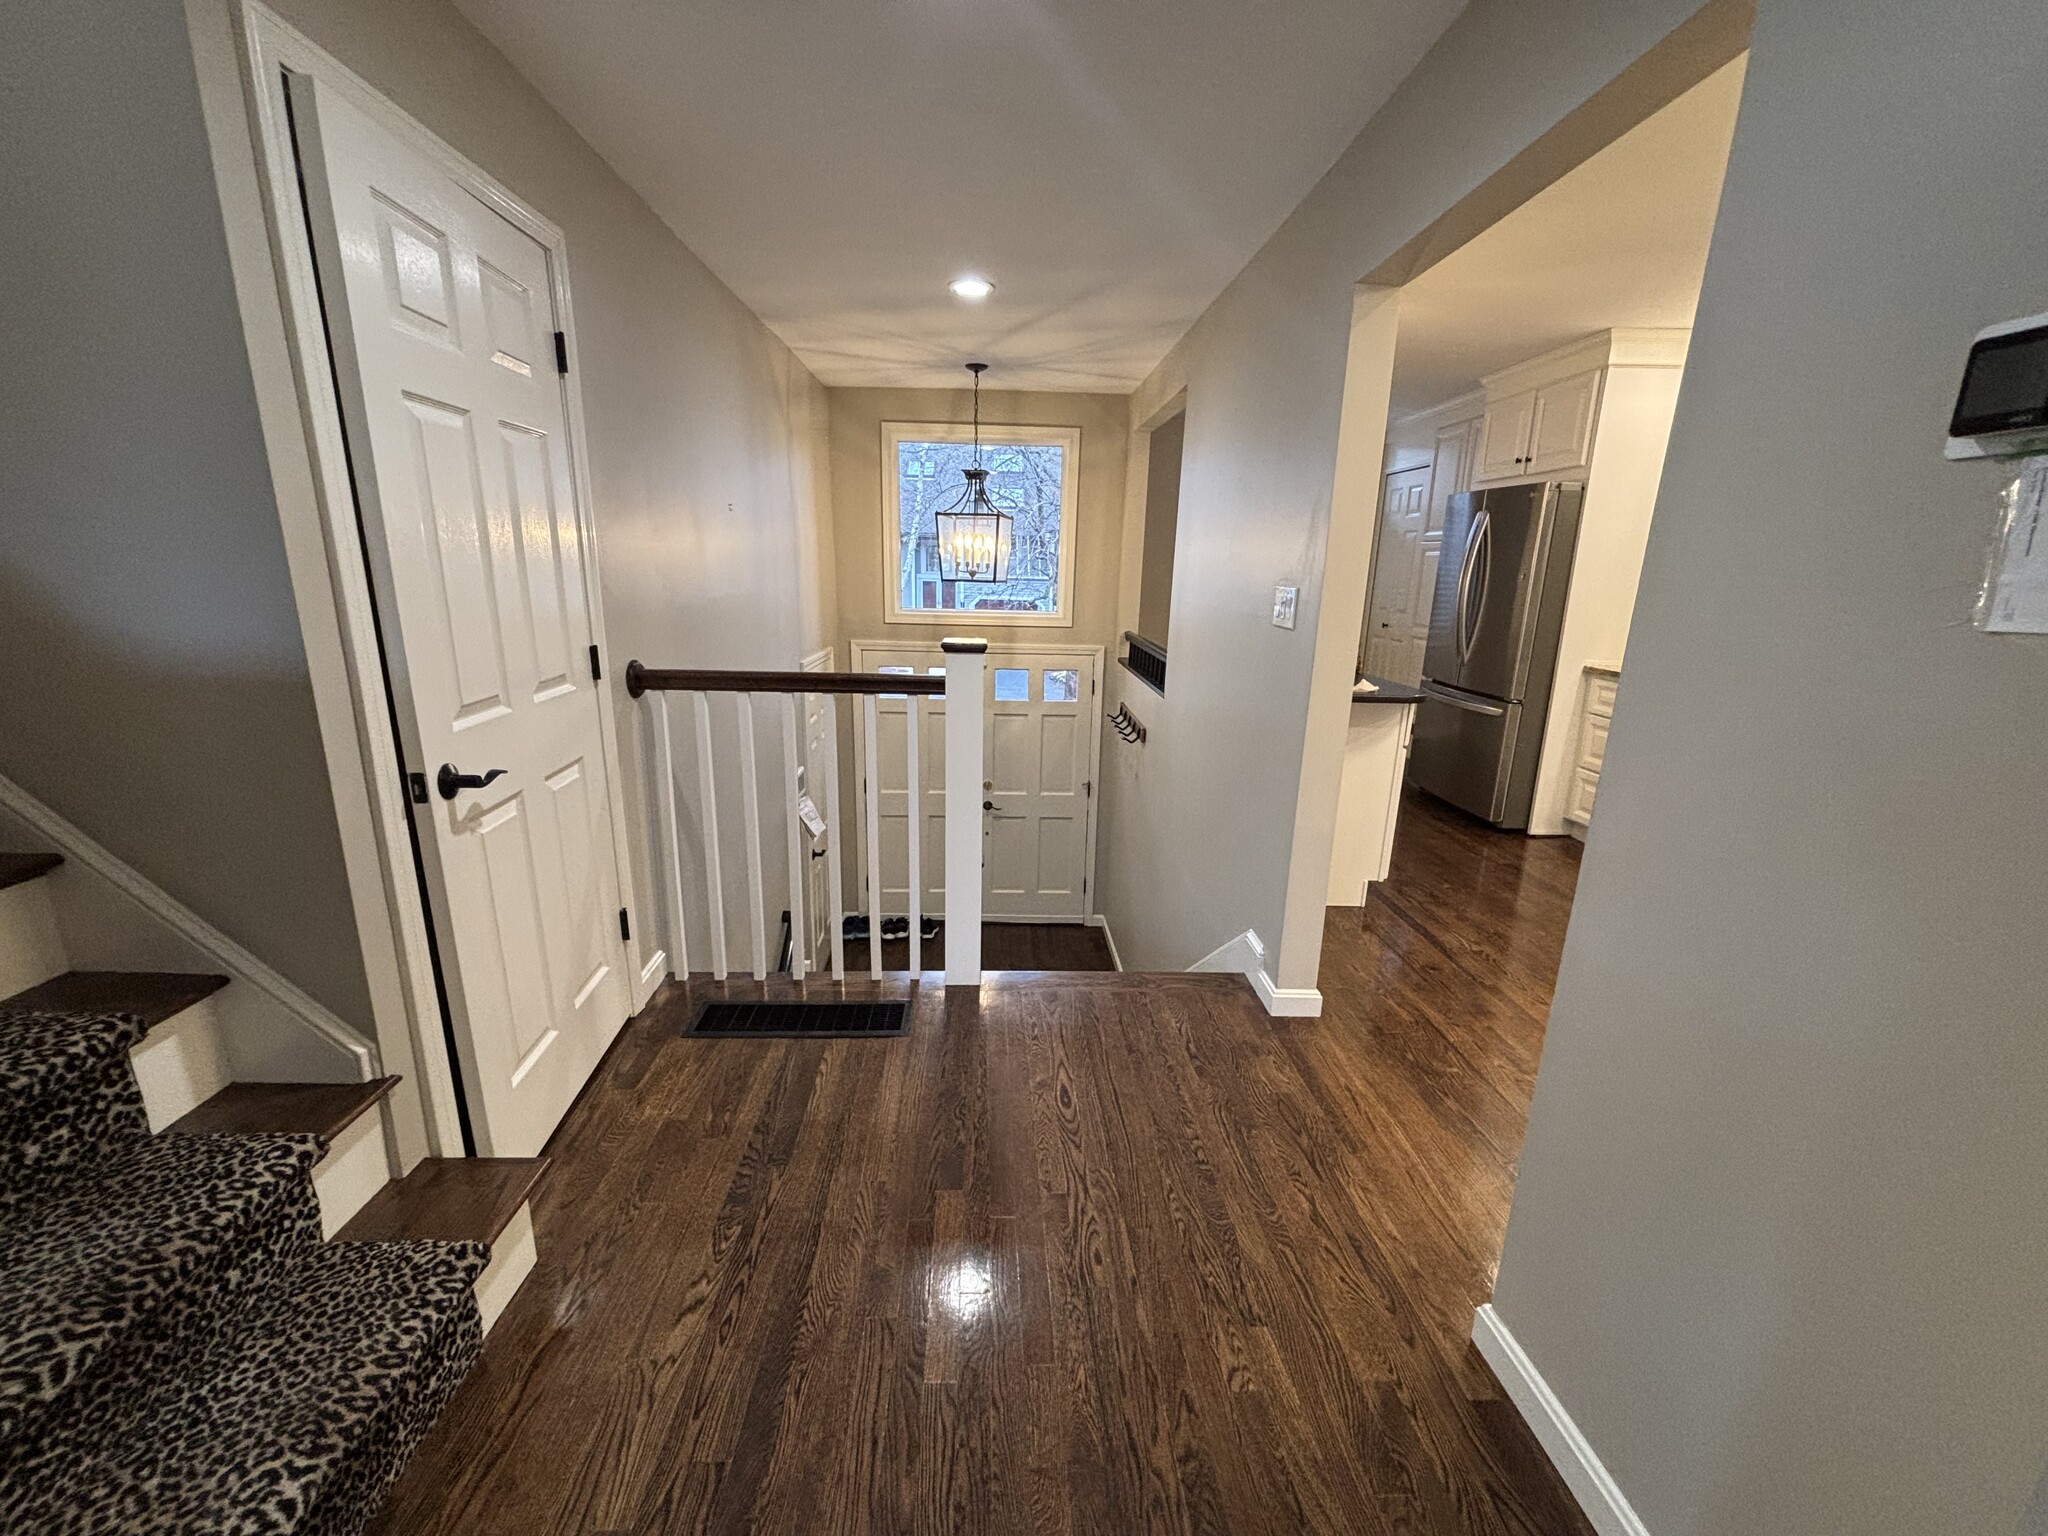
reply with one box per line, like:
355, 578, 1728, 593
165, 1076, 400, 1142
2, 968, 229, 1027
1, 1237, 488, 1529
340, 1157, 547, 1247
0, 1133, 323, 1449
0, 852, 61, 893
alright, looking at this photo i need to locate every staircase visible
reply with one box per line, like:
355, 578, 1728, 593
0, 849, 542, 1533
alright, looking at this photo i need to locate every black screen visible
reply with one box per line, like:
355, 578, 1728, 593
1951, 327, 2048, 437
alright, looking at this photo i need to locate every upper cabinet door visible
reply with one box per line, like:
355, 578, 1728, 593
1476, 389, 1535, 480
1526, 369, 1603, 475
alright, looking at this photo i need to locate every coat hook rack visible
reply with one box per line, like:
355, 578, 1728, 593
1109, 702, 1146, 744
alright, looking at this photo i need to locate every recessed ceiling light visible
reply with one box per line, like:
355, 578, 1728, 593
949, 275, 994, 301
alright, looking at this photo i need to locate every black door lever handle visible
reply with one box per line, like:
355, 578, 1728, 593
437, 764, 509, 800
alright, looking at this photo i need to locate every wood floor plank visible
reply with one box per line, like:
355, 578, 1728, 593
371, 793, 1596, 1535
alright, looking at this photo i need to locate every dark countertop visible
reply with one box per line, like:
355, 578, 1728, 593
1351, 675, 1426, 706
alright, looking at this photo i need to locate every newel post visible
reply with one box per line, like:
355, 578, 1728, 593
940, 637, 987, 987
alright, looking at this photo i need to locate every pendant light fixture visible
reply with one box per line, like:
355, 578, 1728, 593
933, 362, 1014, 584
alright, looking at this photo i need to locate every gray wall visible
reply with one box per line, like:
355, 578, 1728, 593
0, 0, 374, 1026
186, 0, 838, 982
1095, 0, 1709, 973
1491, 2, 2048, 1533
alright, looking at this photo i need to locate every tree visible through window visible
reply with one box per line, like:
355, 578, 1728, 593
886, 424, 1078, 621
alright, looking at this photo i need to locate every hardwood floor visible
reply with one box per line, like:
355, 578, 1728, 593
843, 920, 1118, 975
370, 791, 1591, 1535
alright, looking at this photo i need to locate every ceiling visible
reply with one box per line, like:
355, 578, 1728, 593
451, 0, 1468, 391
1389, 55, 1749, 418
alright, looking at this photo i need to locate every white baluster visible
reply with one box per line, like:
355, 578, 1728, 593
692, 691, 727, 981
736, 694, 767, 981
941, 638, 986, 986
655, 693, 687, 980
862, 693, 883, 980
905, 695, 921, 976
780, 694, 806, 981
821, 695, 846, 982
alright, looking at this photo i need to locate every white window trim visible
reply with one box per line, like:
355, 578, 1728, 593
881, 420, 1082, 627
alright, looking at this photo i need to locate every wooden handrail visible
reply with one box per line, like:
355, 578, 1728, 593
625, 660, 945, 698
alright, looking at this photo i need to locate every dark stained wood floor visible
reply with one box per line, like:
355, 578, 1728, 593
370, 791, 1592, 1535
843, 920, 1118, 975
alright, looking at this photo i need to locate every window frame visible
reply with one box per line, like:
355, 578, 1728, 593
880, 420, 1082, 627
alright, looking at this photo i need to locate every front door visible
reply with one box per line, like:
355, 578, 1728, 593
854, 644, 1100, 921
291, 76, 630, 1158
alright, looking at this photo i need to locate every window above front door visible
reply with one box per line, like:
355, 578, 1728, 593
882, 421, 1081, 626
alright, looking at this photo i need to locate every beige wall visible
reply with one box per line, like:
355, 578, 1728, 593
1095, 0, 1727, 975
0, 0, 373, 1026
1492, 1, 2048, 1531
826, 388, 1128, 655
181, 0, 837, 1050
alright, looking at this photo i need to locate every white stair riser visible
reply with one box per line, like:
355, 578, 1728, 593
0, 879, 66, 999
474, 1203, 537, 1335
131, 999, 232, 1132
315, 1110, 390, 1238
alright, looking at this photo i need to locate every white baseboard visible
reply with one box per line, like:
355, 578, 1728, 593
1086, 913, 1123, 971
0, 769, 373, 1084
1471, 1304, 1650, 1536
1190, 929, 1322, 1017
1252, 967, 1324, 1018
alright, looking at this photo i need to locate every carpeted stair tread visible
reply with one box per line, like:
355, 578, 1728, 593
0, 1006, 158, 1191
0, 852, 61, 892
0, 1132, 323, 1448
166, 1077, 402, 1143
1, 968, 229, 1025
339, 1156, 547, 1246
1, 1237, 489, 1536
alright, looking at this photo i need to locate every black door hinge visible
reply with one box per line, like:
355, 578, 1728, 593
588, 643, 602, 681
407, 771, 429, 805
554, 331, 569, 375
618, 908, 631, 942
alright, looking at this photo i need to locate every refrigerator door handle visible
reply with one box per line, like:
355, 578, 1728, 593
1454, 509, 1491, 665
1419, 681, 1508, 717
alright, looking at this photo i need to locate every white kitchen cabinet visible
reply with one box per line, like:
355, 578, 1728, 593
1476, 389, 1536, 480
1475, 368, 1603, 483
1564, 664, 1620, 838
1527, 368, 1603, 474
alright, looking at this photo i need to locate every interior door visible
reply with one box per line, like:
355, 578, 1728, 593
1362, 466, 1432, 682
855, 646, 1098, 921
292, 76, 630, 1158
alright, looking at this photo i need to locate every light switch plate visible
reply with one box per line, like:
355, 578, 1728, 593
1272, 584, 1298, 629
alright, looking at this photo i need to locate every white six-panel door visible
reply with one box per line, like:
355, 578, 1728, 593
292, 75, 630, 1158
853, 644, 1099, 922
1363, 465, 1433, 683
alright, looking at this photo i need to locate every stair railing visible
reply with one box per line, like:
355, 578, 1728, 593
625, 638, 986, 988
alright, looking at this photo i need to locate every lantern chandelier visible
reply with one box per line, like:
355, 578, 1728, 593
933, 362, 1015, 584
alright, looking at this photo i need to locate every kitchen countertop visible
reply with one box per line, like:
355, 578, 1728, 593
1351, 675, 1426, 706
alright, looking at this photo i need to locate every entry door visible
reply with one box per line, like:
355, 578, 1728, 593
855, 645, 1099, 920
1363, 465, 1433, 682
291, 76, 630, 1158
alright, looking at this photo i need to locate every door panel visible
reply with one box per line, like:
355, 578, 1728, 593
292, 76, 629, 1158
1363, 465, 1432, 685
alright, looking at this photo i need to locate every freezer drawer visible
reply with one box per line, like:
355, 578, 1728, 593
1408, 686, 1525, 825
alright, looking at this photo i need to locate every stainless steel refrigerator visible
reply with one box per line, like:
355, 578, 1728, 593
1408, 481, 1583, 828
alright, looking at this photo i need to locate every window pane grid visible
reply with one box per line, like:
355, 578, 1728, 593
893, 433, 1069, 617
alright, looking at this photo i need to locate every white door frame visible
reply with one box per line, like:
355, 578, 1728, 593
233, 3, 648, 1157
849, 639, 1104, 923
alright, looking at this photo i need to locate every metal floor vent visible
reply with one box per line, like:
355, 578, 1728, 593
687, 1000, 910, 1038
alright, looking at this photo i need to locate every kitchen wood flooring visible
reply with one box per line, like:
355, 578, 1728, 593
369, 791, 1592, 1535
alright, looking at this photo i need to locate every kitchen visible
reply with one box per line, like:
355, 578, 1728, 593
1329, 52, 1746, 904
